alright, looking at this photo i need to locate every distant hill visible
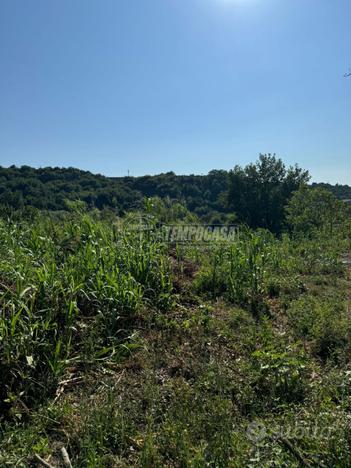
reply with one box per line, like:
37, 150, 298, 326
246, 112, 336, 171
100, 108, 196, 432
0, 165, 228, 219
311, 182, 351, 201
0, 165, 349, 219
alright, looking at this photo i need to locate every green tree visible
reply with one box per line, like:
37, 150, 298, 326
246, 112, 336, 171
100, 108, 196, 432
286, 185, 349, 235
227, 154, 309, 233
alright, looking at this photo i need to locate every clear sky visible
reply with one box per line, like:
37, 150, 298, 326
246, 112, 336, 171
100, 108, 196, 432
0, 0, 350, 184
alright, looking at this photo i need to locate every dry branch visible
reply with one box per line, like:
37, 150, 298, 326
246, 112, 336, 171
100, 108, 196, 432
61, 447, 73, 468
33, 453, 55, 468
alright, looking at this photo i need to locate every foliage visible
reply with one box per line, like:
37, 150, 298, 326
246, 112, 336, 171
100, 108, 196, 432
194, 230, 275, 313
286, 185, 350, 236
1, 207, 351, 466
226, 154, 310, 232
0, 162, 349, 232
287, 295, 351, 361
0, 214, 173, 417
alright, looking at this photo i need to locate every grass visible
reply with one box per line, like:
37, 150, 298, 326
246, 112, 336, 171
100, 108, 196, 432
1, 211, 351, 466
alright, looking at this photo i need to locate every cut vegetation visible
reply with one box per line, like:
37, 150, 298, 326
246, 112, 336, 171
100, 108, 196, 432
1, 157, 351, 466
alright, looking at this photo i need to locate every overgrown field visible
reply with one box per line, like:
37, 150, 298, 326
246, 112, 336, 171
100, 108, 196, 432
1, 211, 351, 466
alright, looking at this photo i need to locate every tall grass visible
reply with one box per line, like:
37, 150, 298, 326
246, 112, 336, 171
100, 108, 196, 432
0, 214, 173, 416
194, 227, 345, 313
194, 229, 276, 313
1, 211, 351, 465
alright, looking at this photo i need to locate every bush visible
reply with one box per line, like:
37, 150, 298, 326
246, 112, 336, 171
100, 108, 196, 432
287, 296, 351, 361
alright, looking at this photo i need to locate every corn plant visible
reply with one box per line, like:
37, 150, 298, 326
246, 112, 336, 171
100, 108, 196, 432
0, 213, 173, 418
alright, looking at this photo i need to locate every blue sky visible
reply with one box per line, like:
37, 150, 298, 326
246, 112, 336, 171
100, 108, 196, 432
0, 0, 350, 183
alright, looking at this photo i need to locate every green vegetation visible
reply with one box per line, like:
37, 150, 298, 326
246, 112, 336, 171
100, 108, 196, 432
286, 185, 350, 236
1, 159, 351, 466
1, 155, 350, 231
226, 154, 309, 232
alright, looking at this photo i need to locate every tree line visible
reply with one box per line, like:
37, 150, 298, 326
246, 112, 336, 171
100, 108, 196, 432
0, 155, 350, 234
